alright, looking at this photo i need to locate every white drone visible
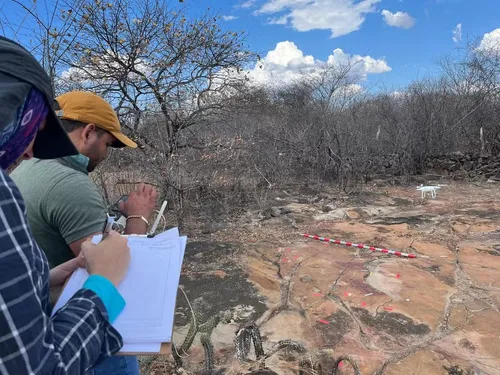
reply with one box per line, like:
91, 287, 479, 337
416, 184, 446, 199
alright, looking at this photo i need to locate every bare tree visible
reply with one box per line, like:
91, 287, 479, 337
59, 0, 253, 156
1, 0, 99, 86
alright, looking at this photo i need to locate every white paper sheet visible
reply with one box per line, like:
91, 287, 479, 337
52, 228, 186, 351
120, 342, 162, 353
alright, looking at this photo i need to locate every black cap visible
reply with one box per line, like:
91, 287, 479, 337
0, 36, 78, 159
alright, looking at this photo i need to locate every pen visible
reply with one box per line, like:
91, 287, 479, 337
149, 200, 168, 235
100, 215, 115, 242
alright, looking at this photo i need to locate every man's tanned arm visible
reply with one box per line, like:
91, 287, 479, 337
67, 182, 158, 256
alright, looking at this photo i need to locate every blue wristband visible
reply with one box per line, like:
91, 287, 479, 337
82, 275, 126, 323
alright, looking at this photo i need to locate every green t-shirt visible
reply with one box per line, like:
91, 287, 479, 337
11, 156, 107, 268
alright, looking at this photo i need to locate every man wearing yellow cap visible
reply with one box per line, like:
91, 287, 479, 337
11, 91, 157, 374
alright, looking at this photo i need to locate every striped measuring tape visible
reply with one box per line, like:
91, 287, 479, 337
301, 233, 418, 259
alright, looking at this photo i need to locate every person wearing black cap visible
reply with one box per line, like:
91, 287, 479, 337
0, 36, 132, 373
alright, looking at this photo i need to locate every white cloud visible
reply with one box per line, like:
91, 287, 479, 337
478, 28, 500, 54
239, 0, 256, 8
327, 48, 391, 74
60, 67, 90, 83
268, 15, 289, 25
222, 15, 238, 21
452, 23, 462, 43
255, 0, 380, 38
381, 9, 415, 29
245, 41, 391, 86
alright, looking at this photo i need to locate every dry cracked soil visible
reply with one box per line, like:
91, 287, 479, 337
142, 180, 500, 375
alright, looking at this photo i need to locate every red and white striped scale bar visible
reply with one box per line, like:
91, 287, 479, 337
301, 233, 417, 259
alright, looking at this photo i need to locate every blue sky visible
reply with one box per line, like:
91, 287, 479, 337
2, 0, 500, 92
199, 0, 500, 91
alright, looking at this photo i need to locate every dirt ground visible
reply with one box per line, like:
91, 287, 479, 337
142, 180, 500, 375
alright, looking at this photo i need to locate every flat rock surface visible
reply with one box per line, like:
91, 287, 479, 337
143, 182, 500, 374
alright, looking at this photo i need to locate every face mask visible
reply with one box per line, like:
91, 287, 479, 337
72, 153, 90, 169
63, 153, 90, 173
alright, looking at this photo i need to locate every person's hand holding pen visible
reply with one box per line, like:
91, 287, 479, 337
81, 231, 131, 287
49, 228, 130, 303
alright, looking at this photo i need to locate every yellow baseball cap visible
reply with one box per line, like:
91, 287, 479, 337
55, 91, 137, 148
